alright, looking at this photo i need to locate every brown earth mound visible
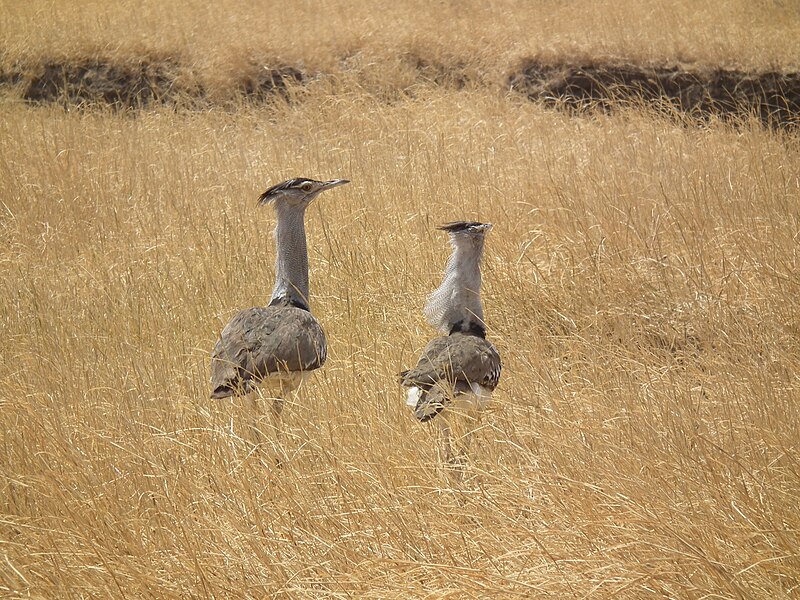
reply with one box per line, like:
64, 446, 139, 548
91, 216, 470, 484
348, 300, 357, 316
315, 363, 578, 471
237, 64, 305, 103
509, 60, 800, 127
1, 56, 306, 109
17, 57, 198, 108
3, 55, 800, 127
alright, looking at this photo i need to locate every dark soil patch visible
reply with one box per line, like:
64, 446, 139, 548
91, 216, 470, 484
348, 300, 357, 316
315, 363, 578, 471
4, 54, 800, 128
6, 56, 308, 109
237, 64, 306, 102
0, 67, 24, 88
509, 60, 800, 128
19, 57, 202, 108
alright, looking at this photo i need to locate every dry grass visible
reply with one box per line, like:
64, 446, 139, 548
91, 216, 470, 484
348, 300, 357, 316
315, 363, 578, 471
2, 2, 800, 598
2, 0, 800, 82
2, 89, 799, 598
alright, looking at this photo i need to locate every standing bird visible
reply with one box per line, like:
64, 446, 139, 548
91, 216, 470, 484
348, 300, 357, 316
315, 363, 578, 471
400, 221, 501, 465
210, 178, 349, 436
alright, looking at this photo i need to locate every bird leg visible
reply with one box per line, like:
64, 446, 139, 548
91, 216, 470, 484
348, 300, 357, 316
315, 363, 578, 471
241, 390, 287, 468
271, 396, 284, 417
455, 428, 472, 468
246, 392, 266, 449
266, 395, 287, 467
437, 416, 455, 466
269, 394, 285, 445
442, 404, 481, 474
455, 408, 481, 465
438, 415, 469, 482
268, 381, 301, 466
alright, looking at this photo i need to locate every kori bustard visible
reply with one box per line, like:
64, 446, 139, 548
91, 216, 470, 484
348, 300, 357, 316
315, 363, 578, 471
400, 221, 501, 464
210, 178, 349, 428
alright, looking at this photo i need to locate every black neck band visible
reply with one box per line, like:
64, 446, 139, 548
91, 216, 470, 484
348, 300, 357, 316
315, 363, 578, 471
269, 296, 310, 312
449, 320, 486, 338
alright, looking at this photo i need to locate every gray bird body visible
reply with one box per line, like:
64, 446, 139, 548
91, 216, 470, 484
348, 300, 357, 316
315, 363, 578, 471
210, 178, 348, 401
210, 302, 327, 399
401, 221, 501, 422
400, 331, 501, 421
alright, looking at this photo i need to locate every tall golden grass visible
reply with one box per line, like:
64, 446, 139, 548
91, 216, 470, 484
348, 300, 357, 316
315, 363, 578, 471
2, 88, 799, 597
2, 0, 800, 79
2, 2, 800, 598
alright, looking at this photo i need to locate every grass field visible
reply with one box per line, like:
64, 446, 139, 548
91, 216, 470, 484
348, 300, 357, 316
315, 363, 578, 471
2, 0, 800, 71
2, 1, 800, 598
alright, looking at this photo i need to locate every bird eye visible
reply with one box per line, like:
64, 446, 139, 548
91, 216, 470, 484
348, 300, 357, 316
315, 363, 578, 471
301, 182, 313, 192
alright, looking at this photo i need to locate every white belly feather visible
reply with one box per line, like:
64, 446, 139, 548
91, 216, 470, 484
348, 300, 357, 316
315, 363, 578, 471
405, 386, 423, 408
405, 385, 492, 412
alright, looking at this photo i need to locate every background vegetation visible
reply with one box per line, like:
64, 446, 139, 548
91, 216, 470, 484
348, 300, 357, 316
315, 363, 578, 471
1, 1, 799, 597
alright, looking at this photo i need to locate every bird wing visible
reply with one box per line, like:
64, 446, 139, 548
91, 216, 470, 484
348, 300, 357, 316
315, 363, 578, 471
399, 336, 452, 388
401, 334, 501, 391
210, 306, 326, 398
400, 333, 501, 421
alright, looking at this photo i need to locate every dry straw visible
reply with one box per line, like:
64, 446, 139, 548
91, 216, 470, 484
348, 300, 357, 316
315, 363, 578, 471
1, 1, 800, 598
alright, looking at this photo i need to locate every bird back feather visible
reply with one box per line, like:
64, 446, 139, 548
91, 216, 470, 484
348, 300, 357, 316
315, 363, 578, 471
210, 305, 326, 398
399, 333, 501, 421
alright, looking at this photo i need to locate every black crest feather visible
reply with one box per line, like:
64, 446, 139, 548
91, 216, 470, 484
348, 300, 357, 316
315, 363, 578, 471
258, 178, 317, 204
437, 221, 486, 233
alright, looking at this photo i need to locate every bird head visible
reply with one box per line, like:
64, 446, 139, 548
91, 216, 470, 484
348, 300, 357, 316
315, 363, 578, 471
257, 178, 350, 209
437, 221, 493, 246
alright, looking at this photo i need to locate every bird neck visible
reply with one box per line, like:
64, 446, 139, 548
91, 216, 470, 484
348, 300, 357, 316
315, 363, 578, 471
424, 239, 485, 335
270, 206, 311, 309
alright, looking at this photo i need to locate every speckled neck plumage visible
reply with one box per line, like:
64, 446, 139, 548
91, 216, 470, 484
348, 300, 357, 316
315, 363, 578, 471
270, 204, 310, 309
424, 234, 485, 335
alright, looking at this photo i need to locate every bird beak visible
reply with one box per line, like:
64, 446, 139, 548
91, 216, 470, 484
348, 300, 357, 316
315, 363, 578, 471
482, 223, 493, 233
320, 179, 350, 191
